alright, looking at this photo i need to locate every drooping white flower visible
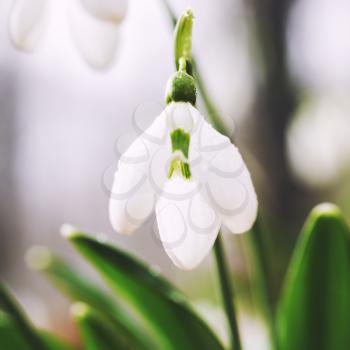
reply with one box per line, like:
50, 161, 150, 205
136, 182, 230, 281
109, 101, 258, 269
8, 0, 127, 69
8, 0, 49, 51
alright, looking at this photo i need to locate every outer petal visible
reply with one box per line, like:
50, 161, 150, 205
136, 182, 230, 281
81, 0, 127, 23
8, 0, 49, 51
109, 112, 168, 234
192, 118, 258, 234
69, 2, 120, 70
109, 162, 155, 234
156, 177, 220, 270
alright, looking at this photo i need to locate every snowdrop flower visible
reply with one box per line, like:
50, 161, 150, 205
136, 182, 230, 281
109, 59, 257, 269
109, 9, 257, 269
8, 0, 127, 69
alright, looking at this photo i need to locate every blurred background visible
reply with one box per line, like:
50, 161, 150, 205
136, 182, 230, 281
1, 0, 350, 348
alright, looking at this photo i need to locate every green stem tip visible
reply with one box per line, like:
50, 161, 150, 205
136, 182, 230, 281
174, 8, 193, 75
213, 234, 242, 350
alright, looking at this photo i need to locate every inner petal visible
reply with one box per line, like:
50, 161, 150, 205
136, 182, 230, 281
156, 179, 220, 270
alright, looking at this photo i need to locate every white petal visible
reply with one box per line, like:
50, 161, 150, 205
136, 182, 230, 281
196, 115, 231, 152
194, 121, 257, 234
81, 0, 127, 23
69, 2, 120, 70
109, 163, 155, 234
8, 0, 49, 51
165, 102, 202, 132
156, 177, 220, 270
109, 112, 168, 234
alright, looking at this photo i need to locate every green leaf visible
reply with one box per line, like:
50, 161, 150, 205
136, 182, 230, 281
174, 8, 193, 75
277, 203, 350, 350
71, 302, 132, 350
0, 311, 32, 350
63, 228, 225, 350
0, 310, 75, 350
26, 246, 154, 350
41, 332, 77, 350
0, 282, 49, 350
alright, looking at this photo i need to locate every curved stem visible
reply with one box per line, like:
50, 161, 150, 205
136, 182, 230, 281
192, 61, 227, 135
193, 44, 279, 349
213, 234, 242, 350
247, 217, 279, 350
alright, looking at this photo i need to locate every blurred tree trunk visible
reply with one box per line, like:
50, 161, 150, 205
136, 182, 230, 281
0, 69, 18, 276
242, 0, 307, 301
247, 0, 301, 221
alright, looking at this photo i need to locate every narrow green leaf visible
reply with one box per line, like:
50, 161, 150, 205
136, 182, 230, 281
71, 302, 132, 350
63, 228, 225, 350
41, 332, 77, 350
277, 203, 350, 350
0, 310, 75, 350
0, 311, 32, 350
174, 8, 193, 75
0, 282, 49, 350
26, 246, 154, 350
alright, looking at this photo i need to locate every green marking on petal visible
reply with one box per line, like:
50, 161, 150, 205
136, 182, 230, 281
168, 129, 192, 179
170, 129, 190, 158
168, 158, 191, 180
181, 162, 191, 179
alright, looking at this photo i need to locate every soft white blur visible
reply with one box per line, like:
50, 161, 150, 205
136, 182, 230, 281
8, 0, 49, 51
287, 93, 350, 187
288, 0, 350, 91
287, 0, 350, 187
